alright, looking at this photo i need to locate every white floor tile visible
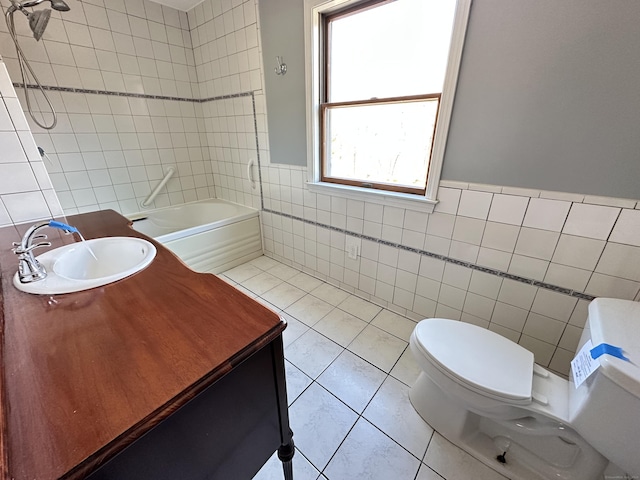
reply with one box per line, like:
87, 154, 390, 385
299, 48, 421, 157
324, 418, 421, 480
262, 282, 306, 310
390, 347, 422, 387
363, 376, 433, 459
281, 313, 310, 348
289, 271, 325, 292
253, 449, 320, 480
285, 329, 343, 379
268, 262, 301, 281
317, 350, 386, 413
249, 255, 281, 271
424, 433, 509, 480
285, 360, 313, 406
313, 309, 368, 347
224, 262, 263, 283
348, 325, 407, 372
285, 294, 334, 327
242, 271, 284, 296
289, 383, 358, 471
337, 294, 382, 322
371, 309, 418, 342
416, 464, 445, 480
311, 283, 350, 306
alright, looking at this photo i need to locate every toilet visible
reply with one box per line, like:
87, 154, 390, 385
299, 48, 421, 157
409, 297, 640, 480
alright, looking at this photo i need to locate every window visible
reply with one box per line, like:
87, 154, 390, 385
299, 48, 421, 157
305, 0, 471, 211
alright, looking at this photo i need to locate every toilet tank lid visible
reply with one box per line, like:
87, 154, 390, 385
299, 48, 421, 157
414, 319, 534, 402
588, 298, 640, 398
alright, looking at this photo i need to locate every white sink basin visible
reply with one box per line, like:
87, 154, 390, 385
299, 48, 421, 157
14, 237, 156, 295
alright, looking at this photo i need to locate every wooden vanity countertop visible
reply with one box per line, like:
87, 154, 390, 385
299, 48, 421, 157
0, 209, 284, 480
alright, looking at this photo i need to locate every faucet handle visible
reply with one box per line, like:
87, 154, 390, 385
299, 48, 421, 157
12, 234, 47, 249
27, 241, 52, 252
13, 241, 52, 255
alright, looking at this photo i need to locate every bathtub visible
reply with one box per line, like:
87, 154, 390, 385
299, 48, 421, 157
129, 199, 263, 274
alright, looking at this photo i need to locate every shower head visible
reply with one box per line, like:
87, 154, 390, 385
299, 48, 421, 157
28, 8, 50, 40
5, 0, 70, 40
8, 0, 70, 13
49, 0, 70, 11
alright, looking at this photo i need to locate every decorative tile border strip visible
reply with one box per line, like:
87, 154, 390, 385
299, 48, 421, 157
14, 82, 254, 104
262, 208, 596, 302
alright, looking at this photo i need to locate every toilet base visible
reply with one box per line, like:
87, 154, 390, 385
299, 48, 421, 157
409, 372, 608, 480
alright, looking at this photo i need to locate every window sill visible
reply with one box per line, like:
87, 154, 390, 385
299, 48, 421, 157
306, 181, 437, 213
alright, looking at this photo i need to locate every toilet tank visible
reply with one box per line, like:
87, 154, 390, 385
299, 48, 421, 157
569, 298, 640, 476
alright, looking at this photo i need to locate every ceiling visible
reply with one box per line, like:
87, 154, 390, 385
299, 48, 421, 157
149, 0, 203, 12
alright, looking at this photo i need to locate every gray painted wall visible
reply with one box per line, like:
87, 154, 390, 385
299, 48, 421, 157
259, 0, 640, 198
443, 0, 640, 199
258, 0, 307, 166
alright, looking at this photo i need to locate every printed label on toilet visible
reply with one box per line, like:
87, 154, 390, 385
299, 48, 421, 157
571, 339, 600, 388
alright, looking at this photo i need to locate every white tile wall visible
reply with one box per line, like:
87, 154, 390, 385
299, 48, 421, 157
0, 0, 265, 215
0, 60, 61, 226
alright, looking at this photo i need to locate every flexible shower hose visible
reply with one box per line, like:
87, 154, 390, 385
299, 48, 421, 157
5, 5, 58, 130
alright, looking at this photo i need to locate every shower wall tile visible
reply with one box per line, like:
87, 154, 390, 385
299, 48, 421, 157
0, 59, 61, 225
433, 187, 460, 215
543, 263, 591, 293
2, 190, 51, 224
609, 209, 640, 247
595, 243, 640, 282
551, 234, 605, 271
563, 203, 621, 240
0, 102, 12, 130
1, 0, 223, 216
457, 189, 492, 219
518, 334, 555, 365
487, 193, 529, 225
522, 197, 571, 232
514, 227, 559, 261
0, 163, 39, 193
507, 254, 548, 281
481, 221, 519, 252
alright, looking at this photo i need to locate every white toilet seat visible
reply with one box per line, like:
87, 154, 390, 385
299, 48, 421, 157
412, 319, 534, 404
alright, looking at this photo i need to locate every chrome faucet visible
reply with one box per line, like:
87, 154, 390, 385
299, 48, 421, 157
12, 220, 78, 284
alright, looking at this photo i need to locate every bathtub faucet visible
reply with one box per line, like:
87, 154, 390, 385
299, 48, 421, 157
12, 220, 78, 283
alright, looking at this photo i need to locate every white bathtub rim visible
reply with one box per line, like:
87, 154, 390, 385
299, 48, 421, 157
127, 198, 259, 244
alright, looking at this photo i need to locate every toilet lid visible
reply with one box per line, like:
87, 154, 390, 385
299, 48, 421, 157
413, 319, 534, 402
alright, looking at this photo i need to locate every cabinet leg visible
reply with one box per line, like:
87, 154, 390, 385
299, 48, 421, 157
277, 437, 295, 480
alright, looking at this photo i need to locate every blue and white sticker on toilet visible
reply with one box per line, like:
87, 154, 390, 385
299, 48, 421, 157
571, 339, 630, 388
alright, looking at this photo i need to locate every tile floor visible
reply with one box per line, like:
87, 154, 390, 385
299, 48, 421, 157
219, 255, 509, 480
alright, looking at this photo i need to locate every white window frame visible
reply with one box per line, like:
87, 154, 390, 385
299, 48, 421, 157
304, 0, 472, 212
